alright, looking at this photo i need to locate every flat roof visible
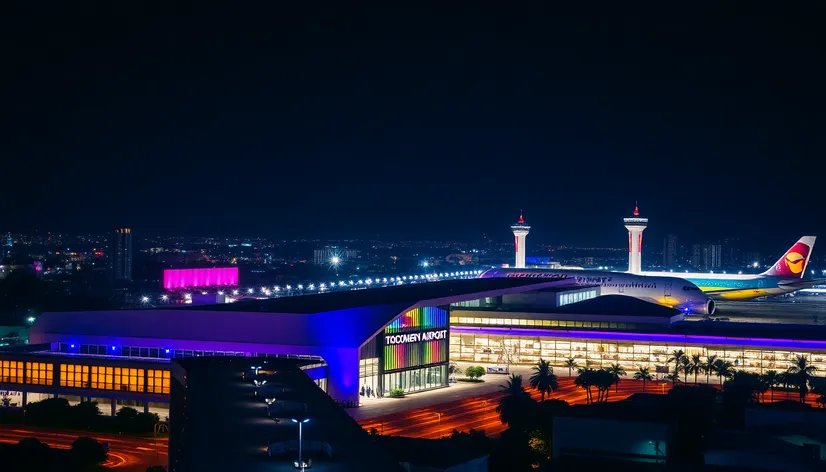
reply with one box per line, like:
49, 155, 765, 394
172, 357, 405, 472
180, 278, 568, 314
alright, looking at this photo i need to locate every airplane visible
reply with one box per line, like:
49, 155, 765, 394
644, 236, 822, 300
478, 267, 715, 314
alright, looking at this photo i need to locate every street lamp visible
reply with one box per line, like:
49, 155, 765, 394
26, 316, 35, 324
291, 418, 310, 470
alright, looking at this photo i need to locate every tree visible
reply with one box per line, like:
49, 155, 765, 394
725, 371, 765, 404
72, 401, 101, 429
529, 359, 559, 401
605, 363, 626, 392
633, 366, 653, 392
574, 368, 595, 404
761, 370, 780, 402
689, 354, 703, 384
563, 358, 578, 377
16, 437, 51, 471
680, 356, 692, 383
71, 436, 107, 467
712, 359, 735, 385
465, 366, 486, 380
496, 374, 535, 431
665, 372, 681, 386
593, 369, 616, 402
448, 363, 460, 378
705, 354, 718, 384
25, 397, 71, 426
787, 354, 817, 403
668, 349, 686, 378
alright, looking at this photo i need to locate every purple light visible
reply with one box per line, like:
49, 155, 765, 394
163, 267, 239, 290
451, 326, 826, 352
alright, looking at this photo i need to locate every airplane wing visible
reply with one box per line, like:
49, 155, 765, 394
779, 279, 826, 289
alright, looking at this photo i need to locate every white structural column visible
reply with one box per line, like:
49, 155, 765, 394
623, 204, 648, 274
510, 211, 531, 269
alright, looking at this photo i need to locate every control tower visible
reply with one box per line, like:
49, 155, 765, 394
623, 203, 648, 274
510, 211, 531, 269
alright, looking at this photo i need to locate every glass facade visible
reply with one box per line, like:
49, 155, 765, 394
147, 369, 171, 394
559, 289, 599, 306
26, 362, 53, 386
382, 365, 446, 395
450, 332, 826, 375
359, 357, 379, 396
60, 364, 89, 388
451, 316, 641, 331
1, 360, 23, 383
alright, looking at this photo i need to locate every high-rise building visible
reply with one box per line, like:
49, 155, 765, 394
510, 211, 530, 269
691, 244, 702, 268
744, 251, 762, 268
722, 238, 741, 269
623, 204, 647, 274
109, 228, 133, 282
1, 232, 11, 259
692, 243, 722, 271
663, 234, 678, 268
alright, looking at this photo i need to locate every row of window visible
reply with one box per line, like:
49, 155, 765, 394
0, 361, 169, 394
559, 289, 598, 306
61, 344, 247, 359
0, 361, 53, 385
450, 317, 640, 330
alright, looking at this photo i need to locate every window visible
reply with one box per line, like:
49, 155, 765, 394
60, 364, 89, 388
0, 360, 23, 383
114, 368, 145, 392
147, 370, 170, 394
26, 362, 53, 385
91, 366, 114, 390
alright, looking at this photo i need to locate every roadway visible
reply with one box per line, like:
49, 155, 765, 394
357, 377, 820, 439
0, 426, 168, 471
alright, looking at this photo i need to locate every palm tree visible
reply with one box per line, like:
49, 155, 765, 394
665, 372, 681, 385
787, 354, 817, 403
712, 359, 735, 385
605, 363, 627, 392
496, 374, 533, 428
761, 370, 780, 402
529, 358, 559, 401
668, 349, 685, 379
595, 369, 615, 402
680, 356, 692, 383
689, 354, 703, 384
705, 354, 718, 384
633, 366, 653, 392
564, 358, 578, 377
574, 369, 595, 404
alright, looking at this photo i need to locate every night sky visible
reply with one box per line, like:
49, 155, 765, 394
3, 4, 824, 249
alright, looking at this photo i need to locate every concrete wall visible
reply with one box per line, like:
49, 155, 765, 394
552, 416, 667, 462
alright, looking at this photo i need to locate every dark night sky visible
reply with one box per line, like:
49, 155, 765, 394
2, 4, 824, 249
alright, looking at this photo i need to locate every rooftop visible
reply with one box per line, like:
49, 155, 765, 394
178, 278, 566, 314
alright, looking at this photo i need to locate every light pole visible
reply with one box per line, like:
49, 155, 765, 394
291, 418, 310, 470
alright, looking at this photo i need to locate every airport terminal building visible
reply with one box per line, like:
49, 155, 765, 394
0, 278, 576, 412
3, 278, 826, 415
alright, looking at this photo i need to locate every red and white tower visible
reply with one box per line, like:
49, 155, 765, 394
510, 211, 530, 269
623, 203, 648, 274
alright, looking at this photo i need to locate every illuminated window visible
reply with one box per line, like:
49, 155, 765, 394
0, 361, 23, 383
26, 362, 54, 386
59, 364, 89, 388
91, 366, 114, 390
114, 368, 144, 392
147, 370, 171, 394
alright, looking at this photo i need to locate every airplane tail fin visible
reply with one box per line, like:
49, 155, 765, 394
761, 236, 816, 279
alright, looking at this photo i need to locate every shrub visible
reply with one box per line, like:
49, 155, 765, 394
465, 366, 486, 380
389, 388, 405, 398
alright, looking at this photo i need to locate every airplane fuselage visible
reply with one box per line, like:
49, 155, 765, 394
479, 268, 715, 314
642, 271, 818, 300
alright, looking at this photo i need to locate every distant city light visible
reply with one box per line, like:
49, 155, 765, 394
753, 262, 759, 268
274, 286, 281, 291
297, 284, 303, 290
422, 261, 429, 267
320, 283, 326, 289
232, 290, 239, 295
26, 316, 35, 323
141, 296, 149, 303
161, 295, 169, 301
248, 288, 254, 294
285, 285, 292, 291
330, 256, 341, 266
217, 291, 224, 295
184, 293, 192, 299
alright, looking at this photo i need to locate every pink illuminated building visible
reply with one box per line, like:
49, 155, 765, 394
163, 267, 239, 290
